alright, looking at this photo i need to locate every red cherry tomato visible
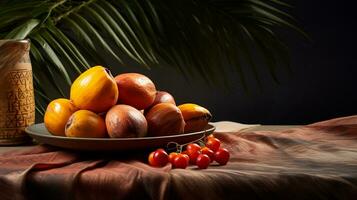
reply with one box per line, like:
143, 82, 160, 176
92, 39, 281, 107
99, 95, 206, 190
201, 147, 214, 162
182, 154, 190, 163
148, 149, 169, 167
207, 134, 215, 139
187, 150, 201, 164
196, 154, 211, 169
206, 138, 221, 152
186, 143, 202, 164
168, 152, 179, 164
148, 151, 158, 166
173, 154, 189, 169
181, 150, 189, 156
154, 149, 169, 166
214, 148, 230, 165
186, 143, 201, 152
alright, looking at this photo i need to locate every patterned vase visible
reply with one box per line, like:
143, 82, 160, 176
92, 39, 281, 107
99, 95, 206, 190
0, 39, 35, 145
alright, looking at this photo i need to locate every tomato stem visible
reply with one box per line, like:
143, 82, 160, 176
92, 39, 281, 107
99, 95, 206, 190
165, 130, 209, 153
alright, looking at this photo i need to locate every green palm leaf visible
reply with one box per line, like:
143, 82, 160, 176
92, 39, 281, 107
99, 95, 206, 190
0, 0, 307, 117
5, 19, 40, 39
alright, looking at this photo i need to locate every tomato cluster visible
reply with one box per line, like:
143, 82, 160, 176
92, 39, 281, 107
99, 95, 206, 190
148, 134, 230, 169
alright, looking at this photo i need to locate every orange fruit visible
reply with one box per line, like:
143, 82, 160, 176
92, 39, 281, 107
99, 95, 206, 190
115, 73, 156, 110
65, 110, 107, 138
44, 98, 78, 136
70, 66, 118, 113
178, 103, 212, 133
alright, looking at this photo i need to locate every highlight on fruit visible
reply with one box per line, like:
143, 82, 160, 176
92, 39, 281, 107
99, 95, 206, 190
44, 66, 212, 139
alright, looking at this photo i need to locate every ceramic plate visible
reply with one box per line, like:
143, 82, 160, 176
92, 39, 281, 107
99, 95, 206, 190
25, 123, 215, 151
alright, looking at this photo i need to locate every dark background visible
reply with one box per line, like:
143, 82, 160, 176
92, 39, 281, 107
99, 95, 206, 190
112, 0, 357, 125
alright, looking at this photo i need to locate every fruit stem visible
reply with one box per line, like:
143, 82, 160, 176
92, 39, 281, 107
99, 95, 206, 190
105, 68, 114, 78
65, 116, 74, 132
166, 131, 208, 153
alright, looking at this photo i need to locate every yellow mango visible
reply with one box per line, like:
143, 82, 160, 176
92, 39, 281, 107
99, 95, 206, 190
70, 66, 118, 113
178, 103, 212, 133
44, 98, 78, 136
65, 110, 107, 138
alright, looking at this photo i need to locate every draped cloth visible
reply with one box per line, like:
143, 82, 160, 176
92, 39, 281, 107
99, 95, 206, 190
1, 116, 357, 200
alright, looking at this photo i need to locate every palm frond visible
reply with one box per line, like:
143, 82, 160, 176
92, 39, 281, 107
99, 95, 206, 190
0, 0, 306, 117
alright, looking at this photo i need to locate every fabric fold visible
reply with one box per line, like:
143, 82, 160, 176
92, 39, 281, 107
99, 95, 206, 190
1, 116, 357, 199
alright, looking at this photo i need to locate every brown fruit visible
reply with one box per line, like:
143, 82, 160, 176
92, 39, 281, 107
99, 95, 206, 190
44, 98, 78, 136
152, 91, 176, 106
70, 66, 119, 113
115, 73, 156, 110
65, 110, 107, 138
178, 103, 212, 133
144, 91, 176, 114
146, 103, 185, 136
105, 105, 147, 138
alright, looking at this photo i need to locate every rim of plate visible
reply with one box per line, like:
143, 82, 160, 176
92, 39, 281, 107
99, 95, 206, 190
25, 123, 216, 141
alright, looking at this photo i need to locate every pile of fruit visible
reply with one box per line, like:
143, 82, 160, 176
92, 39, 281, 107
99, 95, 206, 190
148, 134, 230, 169
44, 66, 212, 138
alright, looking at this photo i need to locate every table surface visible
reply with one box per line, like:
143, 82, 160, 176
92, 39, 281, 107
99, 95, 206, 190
0, 125, 300, 154
2, 119, 357, 199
